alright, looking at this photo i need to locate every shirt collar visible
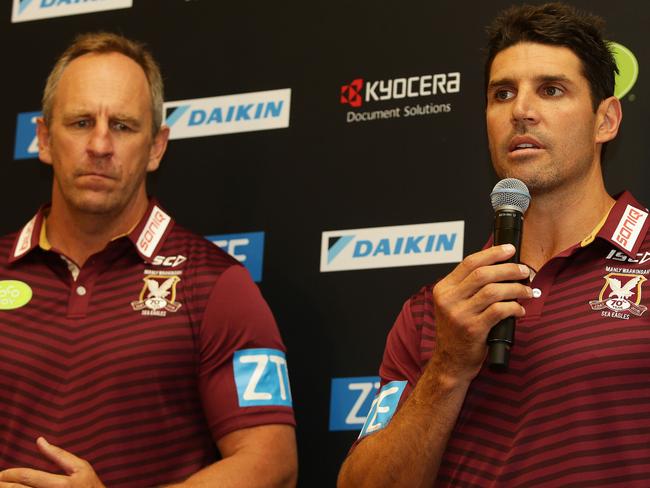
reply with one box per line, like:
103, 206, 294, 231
592, 190, 649, 257
8, 198, 175, 264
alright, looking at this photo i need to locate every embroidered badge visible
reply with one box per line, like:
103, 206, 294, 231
131, 275, 182, 316
589, 273, 647, 319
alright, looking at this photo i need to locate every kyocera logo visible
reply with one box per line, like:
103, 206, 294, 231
164, 89, 291, 140
340, 72, 460, 107
12, 0, 132, 23
320, 221, 464, 272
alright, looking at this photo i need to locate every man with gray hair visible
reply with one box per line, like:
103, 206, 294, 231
0, 32, 296, 488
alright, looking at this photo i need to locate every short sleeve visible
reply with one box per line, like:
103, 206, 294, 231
197, 265, 295, 441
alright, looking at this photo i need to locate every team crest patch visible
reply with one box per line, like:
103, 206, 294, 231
131, 275, 182, 316
589, 273, 647, 319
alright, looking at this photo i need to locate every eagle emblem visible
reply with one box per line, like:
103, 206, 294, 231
589, 273, 647, 317
131, 275, 182, 315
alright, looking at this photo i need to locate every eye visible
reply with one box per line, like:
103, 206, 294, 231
112, 121, 132, 132
494, 89, 515, 101
74, 119, 91, 129
542, 85, 563, 97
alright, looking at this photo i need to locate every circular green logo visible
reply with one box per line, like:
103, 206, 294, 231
610, 41, 639, 99
0, 280, 32, 310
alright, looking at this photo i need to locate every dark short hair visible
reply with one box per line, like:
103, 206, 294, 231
485, 2, 618, 111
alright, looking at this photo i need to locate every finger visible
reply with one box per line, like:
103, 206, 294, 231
454, 262, 530, 300
36, 437, 82, 476
446, 244, 518, 286
0, 467, 67, 488
477, 301, 527, 334
466, 282, 532, 315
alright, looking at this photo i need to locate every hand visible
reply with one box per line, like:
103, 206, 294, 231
431, 244, 532, 381
0, 437, 105, 488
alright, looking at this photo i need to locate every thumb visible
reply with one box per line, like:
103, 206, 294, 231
36, 437, 82, 475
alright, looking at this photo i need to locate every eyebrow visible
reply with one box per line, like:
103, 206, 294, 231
61, 111, 143, 128
487, 74, 574, 90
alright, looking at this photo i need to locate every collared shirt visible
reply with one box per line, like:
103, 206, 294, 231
357, 191, 650, 487
0, 200, 294, 487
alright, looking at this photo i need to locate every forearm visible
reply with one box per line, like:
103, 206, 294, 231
164, 454, 296, 488
164, 425, 297, 488
338, 355, 471, 488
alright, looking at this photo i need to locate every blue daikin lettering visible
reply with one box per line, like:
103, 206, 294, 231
185, 102, 285, 127
13, 0, 132, 23
352, 234, 457, 258
233, 348, 292, 407
358, 380, 407, 438
164, 89, 291, 139
321, 221, 464, 272
329, 377, 381, 431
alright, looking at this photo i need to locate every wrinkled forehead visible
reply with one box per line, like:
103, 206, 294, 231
54, 52, 152, 117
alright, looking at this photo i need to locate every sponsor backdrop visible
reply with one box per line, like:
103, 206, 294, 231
2, 1, 648, 486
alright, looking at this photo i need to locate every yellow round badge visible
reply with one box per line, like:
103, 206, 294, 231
0, 280, 33, 310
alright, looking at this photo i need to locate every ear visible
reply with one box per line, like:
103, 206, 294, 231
595, 96, 622, 144
147, 125, 170, 172
36, 117, 53, 166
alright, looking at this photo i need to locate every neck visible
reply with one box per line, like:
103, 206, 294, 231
46, 195, 149, 267
520, 171, 613, 272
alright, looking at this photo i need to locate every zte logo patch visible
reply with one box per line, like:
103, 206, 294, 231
329, 377, 380, 431
340, 72, 460, 107
233, 349, 292, 407
14, 111, 40, 160
12, 0, 132, 23
164, 89, 291, 140
321, 221, 464, 272
207, 232, 264, 282
358, 380, 407, 439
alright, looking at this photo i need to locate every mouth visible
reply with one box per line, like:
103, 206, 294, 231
508, 136, 544, 154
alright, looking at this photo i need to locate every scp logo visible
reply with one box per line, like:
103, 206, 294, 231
341, 79, 364, 108
233, 348, 292, 407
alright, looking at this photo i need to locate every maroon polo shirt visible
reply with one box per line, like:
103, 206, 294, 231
365, 191, 650, 486
0, 200, 294, 487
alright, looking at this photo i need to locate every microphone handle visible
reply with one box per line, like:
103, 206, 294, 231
487, 209, 523, 371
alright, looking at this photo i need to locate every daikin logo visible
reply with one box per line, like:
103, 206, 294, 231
164, 89, 291, 140
321, 221, 464, 272
12, 0, 132, 23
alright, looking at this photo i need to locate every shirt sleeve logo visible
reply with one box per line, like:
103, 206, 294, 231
233, 348, 292, 407
358, 380, 407, 439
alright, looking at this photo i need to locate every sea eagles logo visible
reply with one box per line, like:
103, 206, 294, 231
131, 275, 182, 316
589, 273, 647, 317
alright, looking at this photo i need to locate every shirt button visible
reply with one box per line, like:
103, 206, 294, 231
532, 288, 542, 299
76, 286, 87, 296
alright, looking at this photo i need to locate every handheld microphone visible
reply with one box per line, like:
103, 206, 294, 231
487, 178, 531, 371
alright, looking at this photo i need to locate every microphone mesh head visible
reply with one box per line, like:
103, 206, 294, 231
490, 178, 531, 213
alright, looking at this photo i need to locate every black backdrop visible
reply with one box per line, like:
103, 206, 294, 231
2, 1, 649, 486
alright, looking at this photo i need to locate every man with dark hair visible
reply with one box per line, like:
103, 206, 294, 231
0, 32, 297, 488
339, 3, 650, 486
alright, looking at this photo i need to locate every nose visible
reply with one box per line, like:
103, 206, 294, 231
87, 120, 114, 159
511, 87, 539, 127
